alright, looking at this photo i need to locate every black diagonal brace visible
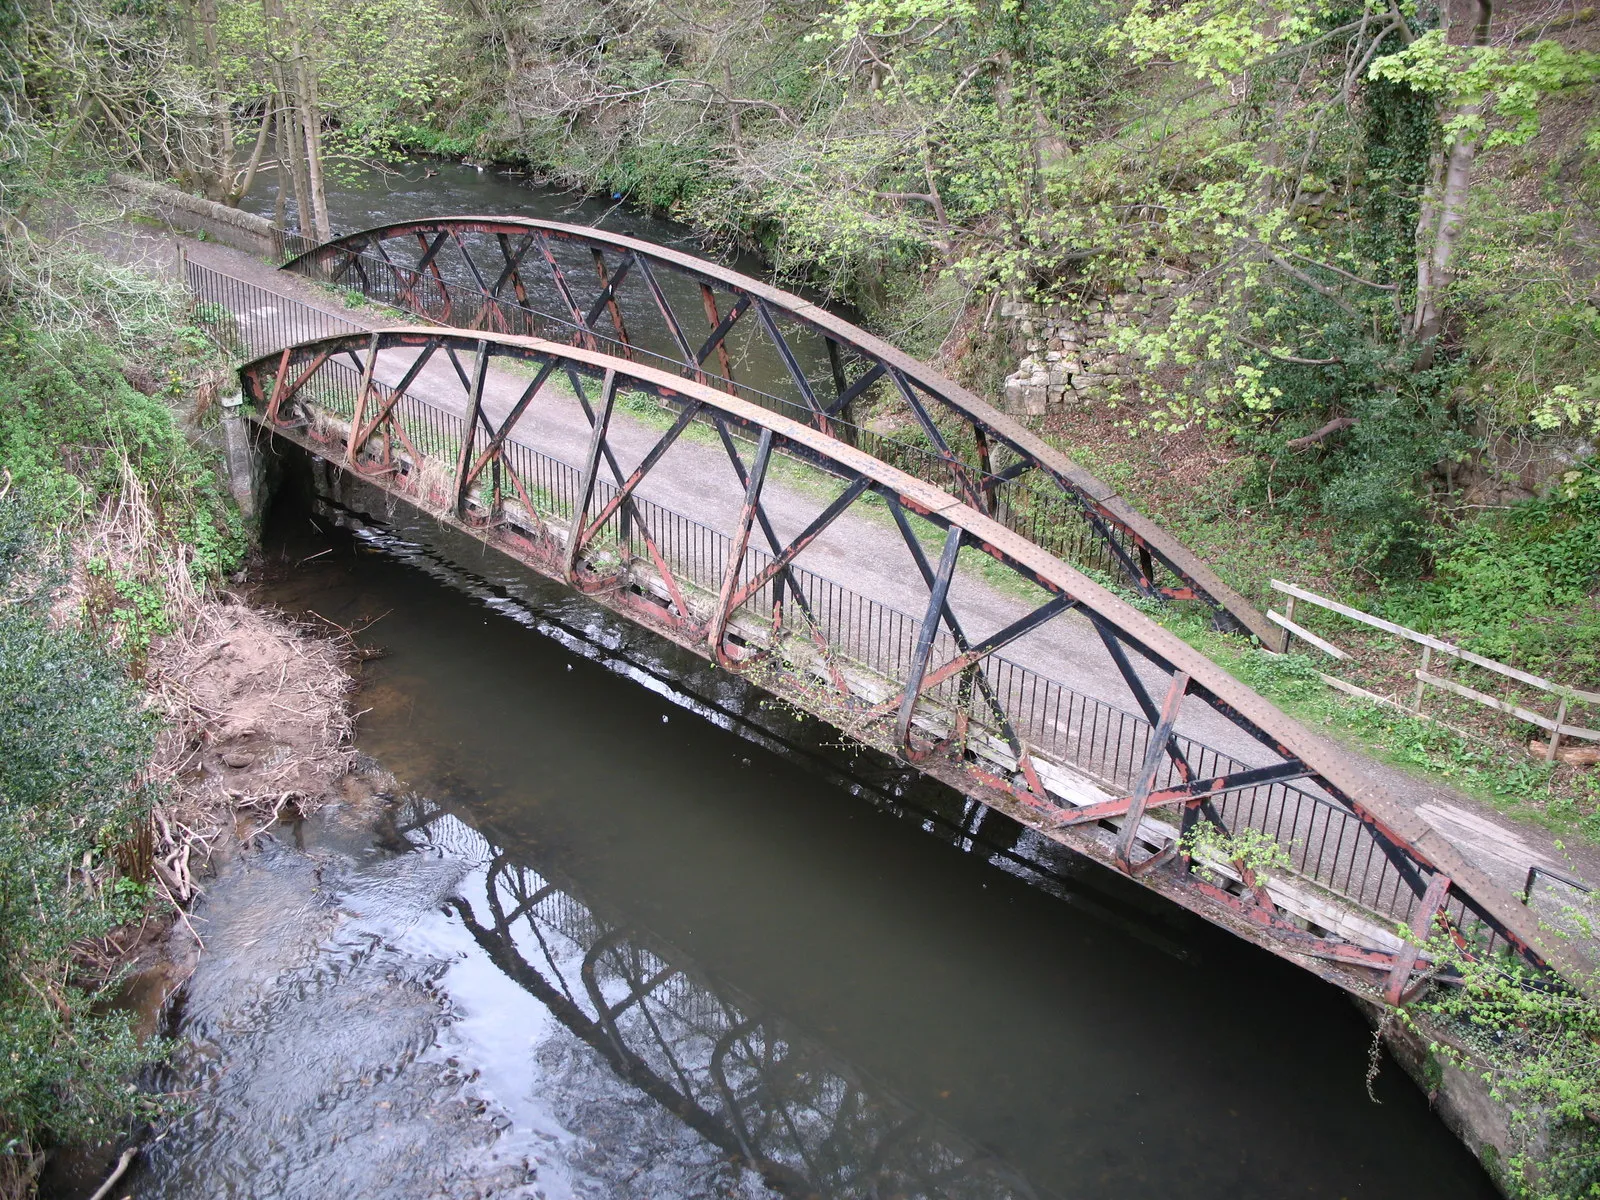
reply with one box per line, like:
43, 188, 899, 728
696, 294, 751, 369
755, 300, 825, 421
897, 526, 964, 747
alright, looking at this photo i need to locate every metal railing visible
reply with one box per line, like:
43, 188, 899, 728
261, 342, 1478, 947
186, 258, 363, 360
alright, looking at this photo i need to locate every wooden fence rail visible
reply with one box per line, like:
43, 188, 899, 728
1267, 579, 1600, 762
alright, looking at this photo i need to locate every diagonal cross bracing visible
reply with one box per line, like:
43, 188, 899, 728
239, 325, 1586, 1001
281, 216, 1279, 647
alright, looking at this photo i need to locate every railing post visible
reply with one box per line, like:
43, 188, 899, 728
565, 369, 618, 583
453, 340, 489, 519
1548, 695, 1570, 763
1411, 645, 1431, 712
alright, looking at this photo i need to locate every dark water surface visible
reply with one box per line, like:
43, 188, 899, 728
240, 157, 724, 254
130, 474, 1497, 1200
239, 160, 845, 416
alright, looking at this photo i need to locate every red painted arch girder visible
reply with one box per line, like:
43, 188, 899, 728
283, 216, 1282, 650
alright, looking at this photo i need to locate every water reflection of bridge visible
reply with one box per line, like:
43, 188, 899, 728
398, 794, 1049, 1200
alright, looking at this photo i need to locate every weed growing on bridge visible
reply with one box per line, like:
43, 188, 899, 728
1411, 923, 1600, 1200
1178, 824, 1294, 887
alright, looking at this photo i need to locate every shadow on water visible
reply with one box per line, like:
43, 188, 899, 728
122, 462, 1503, 1199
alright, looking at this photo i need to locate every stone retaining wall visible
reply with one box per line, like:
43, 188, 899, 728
110, 173, 279, 259
999, 268, 1185, 415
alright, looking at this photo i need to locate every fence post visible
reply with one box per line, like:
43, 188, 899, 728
1548, 695, 1570, 763
1411, 645, 1431, 712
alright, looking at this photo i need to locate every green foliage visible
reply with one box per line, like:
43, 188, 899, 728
0, 320, 246, 585
1384, 466, 1600, 672
1369, 31, 1600, 150
0, 500, 169, 1166
1234, 307, 1469, 575
1451, 168, 1600, 440
1356, 72, 1433, 288
1414, 934, 1600, 1199
1226, 646, 1327, 702
210, 0, 457, 168
1179, 821, 1294, 884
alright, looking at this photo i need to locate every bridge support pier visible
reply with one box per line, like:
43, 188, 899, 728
220, 392, 267, 535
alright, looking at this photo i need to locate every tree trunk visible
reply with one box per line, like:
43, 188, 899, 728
1411, 111, 1479, 357
272, 100, 289, 227
277, 72, 315, 236
261, 0, 329, 241
290, 16, 332, 242
1408, 0, 1492, 366
230, 101, 275, 207
197, 0, 235, 200
722, 64, 744, 160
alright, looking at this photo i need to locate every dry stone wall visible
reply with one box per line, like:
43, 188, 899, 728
999, 268, 1183, 416
110, 173, 279, 259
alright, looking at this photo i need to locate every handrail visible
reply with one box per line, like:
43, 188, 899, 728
1270, 578, 1599, 760
1271, 579, 1600, 704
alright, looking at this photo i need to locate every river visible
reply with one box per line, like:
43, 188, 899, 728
128, 164, 1497, 1199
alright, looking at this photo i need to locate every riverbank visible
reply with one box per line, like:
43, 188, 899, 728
38, 589, 366, 1200
0, 210, 372, 1198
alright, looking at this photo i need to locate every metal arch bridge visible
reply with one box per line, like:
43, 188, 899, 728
280, 216, 1280, 648
238, 319, 1576, 1003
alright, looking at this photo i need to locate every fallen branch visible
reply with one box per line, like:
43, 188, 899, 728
87, 1146, 138, 1200
1241, 338, 1342, 366
1286, 417, 1359, 451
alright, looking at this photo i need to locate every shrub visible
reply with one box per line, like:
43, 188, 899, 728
0, 499, 168, 1186
1385, 466, 1600, 672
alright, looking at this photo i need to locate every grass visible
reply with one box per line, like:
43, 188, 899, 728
1027, 401, 1600, 842
1154, 605, 1600, 843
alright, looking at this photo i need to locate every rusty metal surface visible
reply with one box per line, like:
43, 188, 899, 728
282, 217, 1281, 649
239, 326, 1580, 996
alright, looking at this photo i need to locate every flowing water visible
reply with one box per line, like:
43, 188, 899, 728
126, 473, 1497, 1200
126, 167, 1498, 1198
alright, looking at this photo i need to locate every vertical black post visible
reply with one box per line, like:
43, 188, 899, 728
826, 339, 855, 446
897, 526, 963, 747
453, 340, 490, 519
